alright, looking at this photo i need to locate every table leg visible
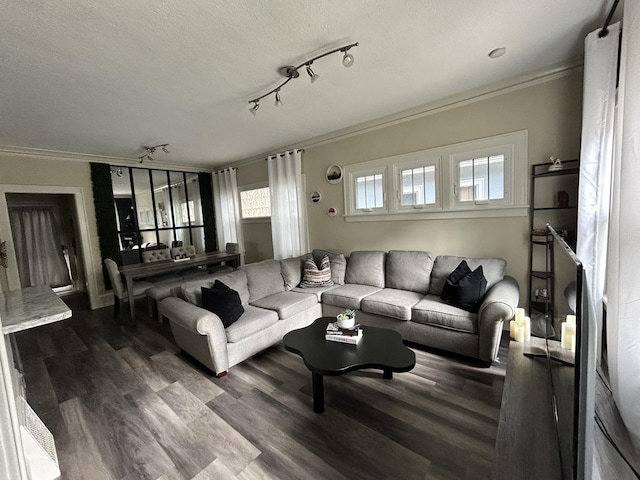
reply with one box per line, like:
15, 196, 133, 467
125, 276, 136, 324
383, 369, 393, 380
312, 372, 324, 413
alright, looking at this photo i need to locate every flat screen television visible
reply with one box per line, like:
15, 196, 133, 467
546, 225, 597, 480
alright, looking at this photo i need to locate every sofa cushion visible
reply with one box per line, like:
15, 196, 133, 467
441, 261, 487, 313
429, 256, 506, 296
201, 281, 244, 328
344, 251, 386, 288
312, 249, 347, 285
181, 270, 249, 307
250, 291, 318, 319
241, 260, 285, 302
299, 255, 334, 288
385, 250, 434, 294
225, 305, 279, 343
281, 257, 304, 291
360, 288, 425, 321
322, 284, 382, 310
412, 294, 478, 333
291, 284, 339, 301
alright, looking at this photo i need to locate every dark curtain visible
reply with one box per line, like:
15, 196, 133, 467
90, 162, 119, 290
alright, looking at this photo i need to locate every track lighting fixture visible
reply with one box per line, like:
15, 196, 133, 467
248, 41, 358, 114
138, 143, 170, 163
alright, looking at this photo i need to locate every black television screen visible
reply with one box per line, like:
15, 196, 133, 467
547, 225, 597, 480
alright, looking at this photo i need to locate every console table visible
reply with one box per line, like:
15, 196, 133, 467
493, 338, 564, 480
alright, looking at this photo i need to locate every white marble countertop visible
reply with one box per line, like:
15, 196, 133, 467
0, 285, 72, 335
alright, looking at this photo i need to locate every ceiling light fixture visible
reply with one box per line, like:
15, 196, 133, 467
488, 47, 507, 59
248, 41, 359, 114
138, 143, 170, 163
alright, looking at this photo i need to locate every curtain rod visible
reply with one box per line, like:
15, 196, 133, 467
264, 149, 305, 160
599, 0, 620, 38
213, 167, 237, 174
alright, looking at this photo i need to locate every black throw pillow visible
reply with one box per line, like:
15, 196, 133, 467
441, 261, 487, 313
201, 280, 244, 328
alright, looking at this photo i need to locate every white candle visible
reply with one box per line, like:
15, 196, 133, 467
513, 323, 525, 342
566, 314, 576, 326
515, 308, 525, 324
523, 316, 531, 342
510, 320, 515, 340
570, 333, 576, 353
561, 322, 575, 349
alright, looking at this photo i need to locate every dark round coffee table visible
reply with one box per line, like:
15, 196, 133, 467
283, 317, 416, 413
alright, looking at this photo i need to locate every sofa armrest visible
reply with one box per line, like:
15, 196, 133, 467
477, 275, 519, 362
159, 296, 229, 374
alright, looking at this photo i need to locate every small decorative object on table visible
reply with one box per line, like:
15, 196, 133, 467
548, 156, 563, 172
336, 309, 356, 329
325, 321, 363, 344
509, 308, 531, 342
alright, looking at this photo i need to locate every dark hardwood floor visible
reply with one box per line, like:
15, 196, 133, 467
15, 294, 509, 480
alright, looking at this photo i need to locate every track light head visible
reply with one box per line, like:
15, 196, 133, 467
162, 146, 170, 154
306, 63, 319, 83
274, 90, 282, 106
342, 50, 354, 68
250, 101, 260, 115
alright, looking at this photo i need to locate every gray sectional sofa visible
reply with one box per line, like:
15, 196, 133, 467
159, 249, 519, 377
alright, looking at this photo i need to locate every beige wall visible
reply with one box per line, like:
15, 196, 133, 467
236, 160, 273, 264
237, 71, 584, 304
0, 154, 107, 306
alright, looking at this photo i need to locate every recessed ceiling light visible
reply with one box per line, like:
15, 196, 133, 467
488, 47, 507, 59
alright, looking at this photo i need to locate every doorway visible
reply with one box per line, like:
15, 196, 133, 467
6, 193, 85, 295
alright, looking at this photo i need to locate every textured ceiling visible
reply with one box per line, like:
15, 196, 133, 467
0, 0, 611, 168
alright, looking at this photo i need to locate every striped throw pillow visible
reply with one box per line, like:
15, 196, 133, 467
299, 255, 334, 288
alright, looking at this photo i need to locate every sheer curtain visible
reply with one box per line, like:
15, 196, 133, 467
576, 22, 620, 356
9, 206, 71, 288
268, 149, 308, 259
212, 168, 244, 260
607, 1, 640, 447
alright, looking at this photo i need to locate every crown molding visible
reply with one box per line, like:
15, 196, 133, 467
0, 145, 207, 173
232, 61, 584, 169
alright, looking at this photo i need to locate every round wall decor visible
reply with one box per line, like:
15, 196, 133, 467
311, 191, 321, 203
326, 164, 344, 184
327, 207, 337, 217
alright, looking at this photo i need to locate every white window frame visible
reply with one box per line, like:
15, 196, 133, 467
450, 145, 513, 209
239, 182, 271, 223
345, 165, 388, 215
343, 130, 528, 222
392, 155, 442, 212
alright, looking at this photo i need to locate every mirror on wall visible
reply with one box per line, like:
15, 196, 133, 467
110, 166, 207, 264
